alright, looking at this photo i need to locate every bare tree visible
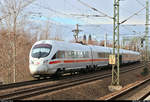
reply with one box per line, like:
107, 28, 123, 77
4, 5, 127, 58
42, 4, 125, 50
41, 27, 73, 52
44, 20, 51, 40
0, 0, 36, 83
53, 26, 64, 41
39, 20, 51, 40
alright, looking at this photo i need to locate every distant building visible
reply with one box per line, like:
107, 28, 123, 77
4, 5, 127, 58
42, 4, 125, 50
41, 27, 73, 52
83, 34, 87, 44
88, 34, 92, 45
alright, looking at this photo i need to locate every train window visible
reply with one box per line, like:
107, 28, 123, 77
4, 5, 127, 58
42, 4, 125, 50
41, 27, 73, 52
75, 51, 79, 58
31, 44, 52, 58
65, 51, 75, 58
98, 53, 101, 58
78, 51, 83, 58
67, 51, 72, 58
56, 51, 90, 59
98, 52, 105, 58
105, 53, 109, 58
81, 51, 84, 58
82, 52, 85, 58
56, 51, 65, 58
66, 51, 75, 58
87, 52, 90, 58
76, 52, 79, 58
83, 52, 89, 58
71, 51, 75, 58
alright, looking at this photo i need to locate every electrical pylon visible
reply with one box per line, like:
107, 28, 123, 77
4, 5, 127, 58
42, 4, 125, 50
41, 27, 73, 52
109, 0, 122, 92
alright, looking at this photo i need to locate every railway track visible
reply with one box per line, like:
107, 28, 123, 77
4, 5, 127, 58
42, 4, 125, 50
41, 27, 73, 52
0, 62, 144, 100
140, 91, 150, 100
0, 79, 54, 91
0, 62, 139, 91
98, 72, 150, 100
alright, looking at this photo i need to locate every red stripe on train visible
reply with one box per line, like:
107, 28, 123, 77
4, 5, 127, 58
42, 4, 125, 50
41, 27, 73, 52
49, 61, 61, 64
64, 60, 76, 63
49, 59, 109, 64
75, 59, 91, 62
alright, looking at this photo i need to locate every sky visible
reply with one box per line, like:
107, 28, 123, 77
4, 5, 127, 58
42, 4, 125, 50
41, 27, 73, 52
25, 0, 147, 25
1, 0, 149, 42
23, 0, 149, 42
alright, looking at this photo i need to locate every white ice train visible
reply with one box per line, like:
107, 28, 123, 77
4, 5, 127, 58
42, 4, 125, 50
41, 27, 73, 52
29, 40, 140, 78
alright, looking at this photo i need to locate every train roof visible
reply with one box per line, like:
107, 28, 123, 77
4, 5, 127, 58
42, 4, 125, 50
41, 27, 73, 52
33, 40, 140, 55
34, 40, 91, 51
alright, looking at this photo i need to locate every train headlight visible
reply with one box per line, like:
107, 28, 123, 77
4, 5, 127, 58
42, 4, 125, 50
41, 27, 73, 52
43, 60, 48, 64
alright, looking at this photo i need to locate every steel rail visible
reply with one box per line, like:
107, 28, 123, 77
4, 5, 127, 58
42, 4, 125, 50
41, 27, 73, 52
0, 79, 53, 90
98, 63, 150, 100
0, 63, 143, 100
0, 62, 139, 90
99, 77, 150, 100
138, 91, 150, 100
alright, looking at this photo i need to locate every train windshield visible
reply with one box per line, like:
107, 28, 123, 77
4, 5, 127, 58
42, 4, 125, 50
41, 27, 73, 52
31, 44, 52, 58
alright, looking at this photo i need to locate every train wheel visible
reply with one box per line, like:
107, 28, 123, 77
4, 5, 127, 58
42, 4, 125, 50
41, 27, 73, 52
53, 68, 62, 78
86, 66, 89, 73
89, 65, 94, 72
93, 65, 97, 71
62, 68, 66, 73
80, 68, 85, 74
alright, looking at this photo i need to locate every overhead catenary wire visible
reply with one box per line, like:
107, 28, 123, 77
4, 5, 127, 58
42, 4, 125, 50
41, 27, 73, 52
66, 0, 105, 18
120, 7, 146, 24
34, 2, 107, 20
69, 14, 105, 18
33, 3, 70, 17
135, 0, 145, 7
121, 25, 143, 36
77, 0, 113, 19
33, 2, 110, 25
32, 0, 149, 41
65, 0, 86, 13
1, 0, 147, 34
76, 0, 147, 25
33, 3, 89, 24
32, 3, 82, 25
32, 0, 146, 25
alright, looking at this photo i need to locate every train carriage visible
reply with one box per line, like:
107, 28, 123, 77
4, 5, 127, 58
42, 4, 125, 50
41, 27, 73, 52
29, 40, 140, 78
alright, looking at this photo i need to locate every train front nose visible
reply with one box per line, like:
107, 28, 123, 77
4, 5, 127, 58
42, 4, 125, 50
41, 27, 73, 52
29, 62, 48, 75
29, 60, 56, 76
29, 43, 53, 77
29, 65, 39, 75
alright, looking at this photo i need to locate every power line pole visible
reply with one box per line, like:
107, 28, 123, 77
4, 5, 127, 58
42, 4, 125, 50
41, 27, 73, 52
145, 0, 149, 62
109, 0, 122, 92
142, 0, 149, 76
72, 24, 82, 42
104, 33, 107, 47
